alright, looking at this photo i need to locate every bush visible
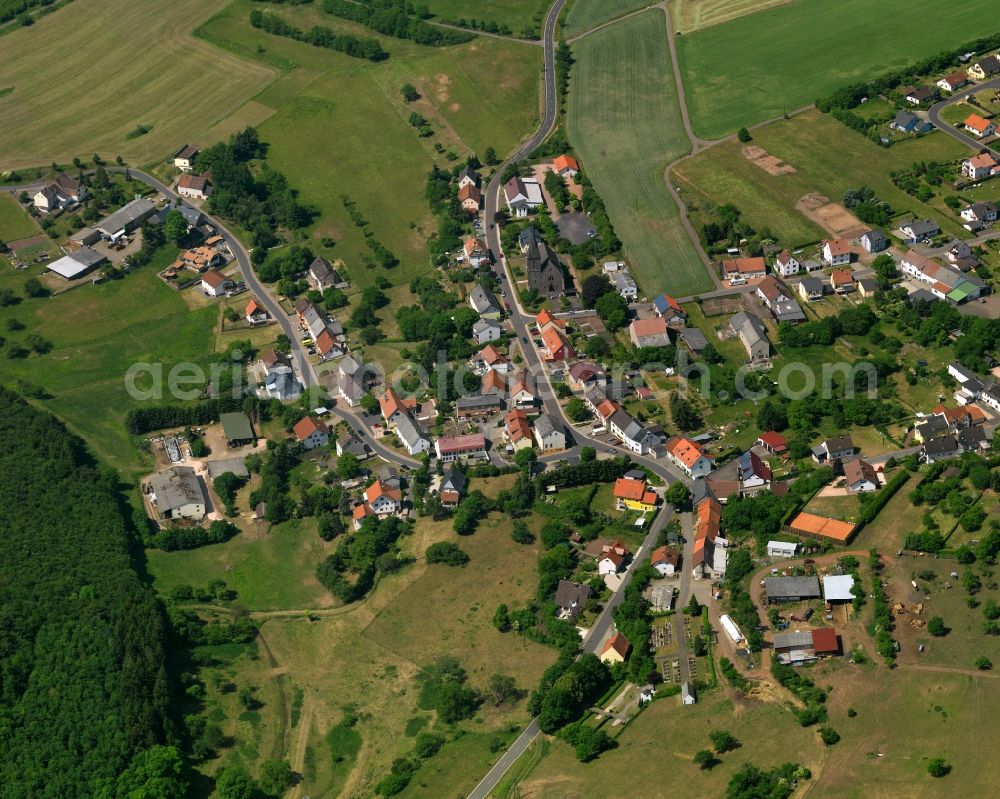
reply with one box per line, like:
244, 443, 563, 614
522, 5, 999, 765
927, 757, 951, 778
927, 616, 947, 637
818, 726, 841, 746
425, 541, 469, 566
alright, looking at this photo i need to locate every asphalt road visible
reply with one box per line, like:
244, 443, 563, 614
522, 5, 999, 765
927, 78, 1000, 154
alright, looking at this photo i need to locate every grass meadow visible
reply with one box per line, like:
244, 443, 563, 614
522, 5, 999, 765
0, 249, 218, 478
195, 0, 541, 291
673, 109, 971, 250
0, 195, 40, 241
567, 8, 712, 297
562, 0, 652, 38
676, 0, 1000, 139
0, 0, 275, 169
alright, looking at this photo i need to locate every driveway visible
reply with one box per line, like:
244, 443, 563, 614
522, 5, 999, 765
556, 211, 597, 244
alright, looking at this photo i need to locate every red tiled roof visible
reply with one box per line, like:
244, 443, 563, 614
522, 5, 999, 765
758, 431, 788, 451
613, 477, 656, 505
201, 269, 229, 288
436, 433, 486, 454
365, 479, 402, 504
630, 317, 668, 338
293, 415, 328, 441
553, 154, 580, 173
601, 632, 631, 659
966, 113, 993, 134
379, 387, 405, 419
790, 512, 856, 542
692, 496, 721, 566
831, 268, 854, 285
824, 239, 851, 257
722, 256, 766, 274
666, 437, 711, 469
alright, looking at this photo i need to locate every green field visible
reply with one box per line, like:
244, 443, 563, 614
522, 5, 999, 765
567, 8, 712, 296
195, 0, 540, 290
0, 251, 217, 477
423, 0, 549, 35
145, 519, 338, 612
0, 0, 275, 169
673, 109, 971, 250
562, 0, 652, 38
676, 0, 1000, 139
0, 195, 39, 241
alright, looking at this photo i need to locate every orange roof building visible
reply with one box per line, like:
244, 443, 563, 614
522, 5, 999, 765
482, 369, 506, 394
553, 154, 580, 175
789, 512, 856, 543
965, 113, 995, 136
293, 415, 328, 441
613, 477, 658, 510
505, 409, 533, 445
540, 325, 573, 361
665, 437, 713, 479
536, 309, 563, 329
378, 387, 406, 422
599, 632, 631, 664
721, 256, 766, 275
691, 496, 722, 574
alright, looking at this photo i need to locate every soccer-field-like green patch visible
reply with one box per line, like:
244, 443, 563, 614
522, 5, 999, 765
677, 0, 1000, 139
567, 8, 713, 297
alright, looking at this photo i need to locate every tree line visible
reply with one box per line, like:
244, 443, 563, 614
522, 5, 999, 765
321, 0, 474, 47
250, 8, 388, 60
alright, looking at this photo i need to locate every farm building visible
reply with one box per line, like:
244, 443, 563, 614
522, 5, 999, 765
823, 574, 856, 603
765, 575, 821, 604
220, 412, 255, 446
719, 614, 743, 645
767, 540, 798, 558
789, 512, 856, 544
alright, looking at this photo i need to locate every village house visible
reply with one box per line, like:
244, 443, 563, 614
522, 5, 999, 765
336, 430, 371, 460
898, 218, 941, 243
773, 628, 840, 664
336, 356, 369, 407
394, 415, 431, 456
464, 237, 490, 267
364, 479, 403, 517
720, 256, 766, 283
472, 317, 502, 345
315, 328, 345, 362
860, 229, 888, 253
843, 458, 879, 492
857, 278, 878, 297
822, 239, 852, 266
605, 262, 638, 299
629, 316, 670, 348
33, 172, 87, 211
539, 323, 574, 361
598, 540, 632, 575
679, 327, 708, 357
937, 71, 969, 92
665, 437, 713, 479
830, 268, 855, 294
469, 283, 502, 319
651, 545, 679, 576
962, 152, 1000, 179
608, 409, 656, 455
798, 276, 825, 302
554, 580, 591, 620
568, 361, 607, 392
173, 144, 199, 171
455, 393, 502, 420
504, 408, 534, 451
457, 165, 480, 190
774, 250, 799, 276
293, 416, 330, 450
728, 311, 771, 362
438, 469, 467, 509
964, 113, 996, 138
811, 435, 855, 463
177, 173, 212, 200
475, 343, 510, 374
200, 269, 232, 297
509, 370, 537, 409
533, 413, 566, 452
552, 154, 580, 178
968, 54, 1000, 80
652, 293, 687, 328
503, 176, 543, 217
890, 110, 933, 134
960, 201, 998, 224
904, 86, 937, 105
147, 466, 207, 521
613, 475, 658, 513
599, 632, 631, 665
738, 449, 771, 494
245, 298, 269, 326
691, 496, 726, 579
921, 435, 962, 464
900, 250, 985, 303
481, 368, 507, 396
435, 433, 488, 463
756, 275, 806, 323
458, 183, 481, 214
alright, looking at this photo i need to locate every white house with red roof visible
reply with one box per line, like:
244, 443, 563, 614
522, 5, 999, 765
962, 152, 1000, 180
434, 433, 488, 463
822, 239, 852, 266
200, 269, 233, 297
774, 250, 800, 277
293, 416, 330, 450
665, 437, 713, 480
598, 540, 631, 576
757, 431, 788, 455
964, 113, 996, 139
245, 298, 269, 326
364, 479, 402, 516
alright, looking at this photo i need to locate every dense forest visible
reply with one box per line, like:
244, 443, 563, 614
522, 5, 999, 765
0, 390, 180, 797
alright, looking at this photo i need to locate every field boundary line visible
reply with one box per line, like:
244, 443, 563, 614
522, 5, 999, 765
565, 1, 661, 43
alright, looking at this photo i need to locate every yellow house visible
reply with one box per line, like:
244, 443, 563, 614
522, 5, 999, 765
600, 632, 631, 664
614, 476, 658, 513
